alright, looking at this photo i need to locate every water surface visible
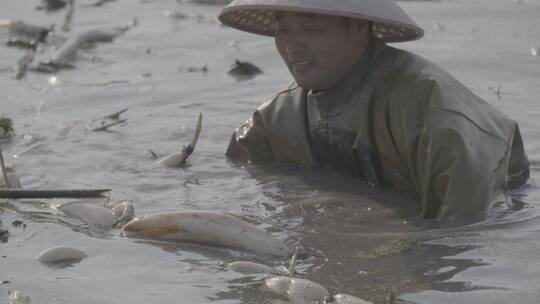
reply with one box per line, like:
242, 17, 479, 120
1, 0, 539, 303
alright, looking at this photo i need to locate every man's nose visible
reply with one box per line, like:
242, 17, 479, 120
286, 43, 306, 55
284, 34, 307, 54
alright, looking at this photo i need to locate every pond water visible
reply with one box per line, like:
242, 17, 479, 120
0, 0, 539, 303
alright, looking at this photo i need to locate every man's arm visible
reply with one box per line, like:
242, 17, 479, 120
226, 110, 275, 164
411, 86, 529, 220
226, 84, 315, 166
374, 66, 529, 221
414, 107, 510, 220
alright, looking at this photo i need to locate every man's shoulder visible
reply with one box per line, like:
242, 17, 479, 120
377, 45, 486, 108
257, 82, 304, 112
250, 81, 308, 129
376, 45, 516, 142
268, 81, 301, 100
378, 45, 450, 83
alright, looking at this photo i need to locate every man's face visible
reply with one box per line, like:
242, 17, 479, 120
275, 12, 370, 90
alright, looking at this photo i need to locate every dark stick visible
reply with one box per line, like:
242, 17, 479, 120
0, 149, 11, 188
91, 119, 127, 132
101, 108, 128, 120
89, 0, 116, 7
147, 149, 159, 159
0, 189, 111, 199
15, 50, 35, 80
61, 0, 75, 32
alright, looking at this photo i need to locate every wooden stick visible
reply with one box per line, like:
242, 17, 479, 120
91, 119, 127, 132
61, 0, 75, 32
101, 108, 128, 120
147, 149, 159, 159
15, 50, 35, 80
288, 246, 298, 277
0, 189, 111, 199
88, 0, 116, 7
0, 148, 11, 188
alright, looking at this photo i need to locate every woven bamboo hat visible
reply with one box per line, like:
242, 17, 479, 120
218, 0, 424, 43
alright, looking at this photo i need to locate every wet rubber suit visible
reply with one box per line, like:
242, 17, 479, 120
226, 38, 530, 220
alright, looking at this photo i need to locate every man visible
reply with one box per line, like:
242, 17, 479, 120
218, 0, 529, 220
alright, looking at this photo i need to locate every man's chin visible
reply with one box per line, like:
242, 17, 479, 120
294, 78, 328, 91
292, 72, 320, 90
291, 68, 335, 90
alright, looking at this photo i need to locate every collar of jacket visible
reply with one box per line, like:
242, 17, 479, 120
308, 38, 386, 116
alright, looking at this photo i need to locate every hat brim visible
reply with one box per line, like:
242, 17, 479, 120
218, 1, 424, 43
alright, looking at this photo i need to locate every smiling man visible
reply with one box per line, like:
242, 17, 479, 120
274, 13, 370, 90
219, 0, 529, 220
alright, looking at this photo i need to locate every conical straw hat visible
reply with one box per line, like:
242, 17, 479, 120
219, 0, 424, 43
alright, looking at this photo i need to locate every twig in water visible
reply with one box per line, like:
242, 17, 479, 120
288, 246, 298, 277
0, 189, 111, 199
36, 0, 68, 11
0, 117, 14, 135
101, 108, 128, 120
15, 50, 35, 80
61, 0, 75, 32
0, 149, 12, 188
77, 80, 130, 87
148, 149, 159, 159
495, 85, 502, 100
91, 119, 127, 132
87, 0, 117, 7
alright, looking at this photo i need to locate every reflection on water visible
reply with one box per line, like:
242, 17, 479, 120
213, 244, 487, 304
217, 165, 511, 303
1, 0, 539, 303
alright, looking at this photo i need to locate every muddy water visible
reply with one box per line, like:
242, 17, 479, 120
0, 0, 539, 303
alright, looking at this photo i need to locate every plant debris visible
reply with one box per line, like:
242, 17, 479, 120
178, 65, 208, 73
91, 108, 128, 131
0, 148, 13, 188
36, 0, 68, 11
227, 59, 263, 81
12, 220, 26, 229
61, 0, 75, 31
86, 0, 117, 7
354, 239, 417, 260
0, 20, 52, 48
0, 229, 8, 243
91, 119, 127, 132
0, 116, 14, 137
